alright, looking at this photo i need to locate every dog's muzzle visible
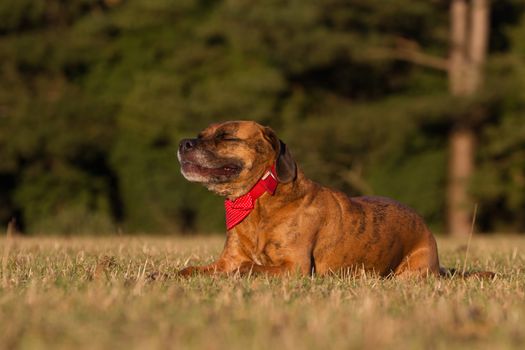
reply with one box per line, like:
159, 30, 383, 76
178, 138, 242, 182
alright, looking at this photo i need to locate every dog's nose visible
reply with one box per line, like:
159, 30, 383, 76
179, 138, 197, 152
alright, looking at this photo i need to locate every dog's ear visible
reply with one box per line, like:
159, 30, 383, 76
275, 139, 297, 183
263, 127, 297, 183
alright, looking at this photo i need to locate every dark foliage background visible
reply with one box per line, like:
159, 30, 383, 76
1, 0, 524, 234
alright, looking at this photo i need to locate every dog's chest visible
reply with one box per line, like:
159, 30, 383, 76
238, 233, 283, 266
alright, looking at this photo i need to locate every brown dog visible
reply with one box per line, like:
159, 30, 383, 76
177, 121, 462, 278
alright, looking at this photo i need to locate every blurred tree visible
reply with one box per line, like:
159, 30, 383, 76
447, 0, 490, 236
0, 1, 121, 233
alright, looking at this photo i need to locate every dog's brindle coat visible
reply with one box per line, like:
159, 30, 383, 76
178, 121, 441, 277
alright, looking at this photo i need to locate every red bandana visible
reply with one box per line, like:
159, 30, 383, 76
224, 165, 278, 230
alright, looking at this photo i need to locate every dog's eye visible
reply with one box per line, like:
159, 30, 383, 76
216, 132, 240, 142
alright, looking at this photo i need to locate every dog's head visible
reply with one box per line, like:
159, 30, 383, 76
178, 121, 296, 198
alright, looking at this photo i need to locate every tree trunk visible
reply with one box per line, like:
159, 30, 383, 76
447, 127, 476, 236
447, 0, 489, 236
449, 0, 468, 96
466, 0, 489, 94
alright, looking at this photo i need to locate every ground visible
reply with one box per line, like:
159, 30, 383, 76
0, 234, 524, 350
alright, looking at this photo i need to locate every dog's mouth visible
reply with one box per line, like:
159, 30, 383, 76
180, 160, 243, 181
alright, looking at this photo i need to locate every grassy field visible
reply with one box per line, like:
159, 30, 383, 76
1, 234, 524, 350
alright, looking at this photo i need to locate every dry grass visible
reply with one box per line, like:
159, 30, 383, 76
1, 234, 524, 350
